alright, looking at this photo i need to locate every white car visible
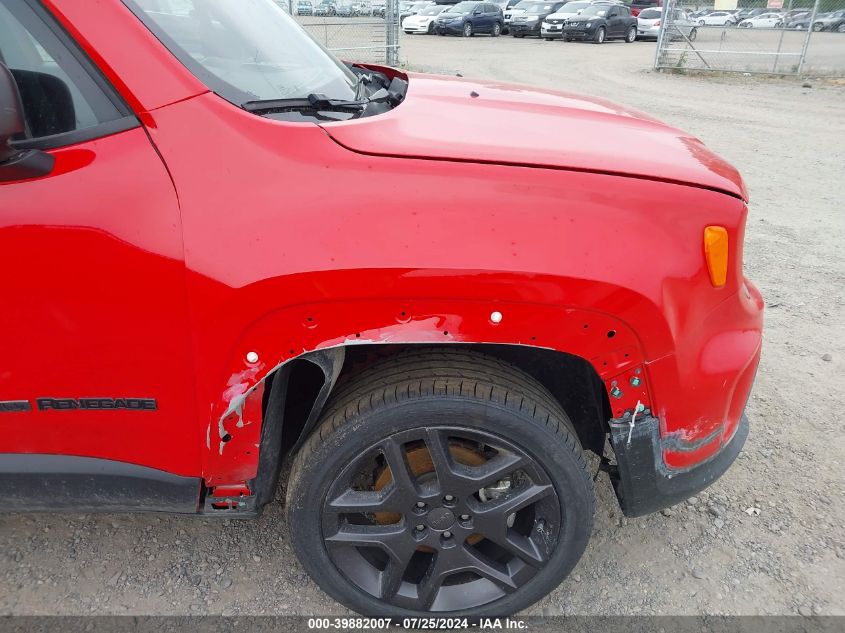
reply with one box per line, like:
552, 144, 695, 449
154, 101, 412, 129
403, 5, 447, 33
541, 0, 590, 39
637, 8, 697, 41
505, 0, 539, 30
738, 12, 784, 28
697, 11, 737, 26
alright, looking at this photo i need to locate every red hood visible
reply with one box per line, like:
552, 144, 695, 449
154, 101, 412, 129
320, 73, 746, 199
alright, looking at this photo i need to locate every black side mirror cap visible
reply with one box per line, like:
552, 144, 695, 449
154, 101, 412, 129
0, 62, 54, 182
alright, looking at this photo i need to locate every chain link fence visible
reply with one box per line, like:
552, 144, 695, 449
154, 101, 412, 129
278, 0, 400, 65
654, 0, 845, 75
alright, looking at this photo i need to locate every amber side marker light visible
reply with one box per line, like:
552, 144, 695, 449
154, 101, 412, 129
704, 226, 729, 287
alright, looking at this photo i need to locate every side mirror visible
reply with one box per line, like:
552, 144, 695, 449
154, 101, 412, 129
0, 63, 54, 183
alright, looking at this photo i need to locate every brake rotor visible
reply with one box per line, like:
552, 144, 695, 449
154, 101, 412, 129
373, 442, 486, 546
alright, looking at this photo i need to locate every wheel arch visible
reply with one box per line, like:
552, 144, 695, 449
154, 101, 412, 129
250, 343, 613, 509
201, 279, 672, 493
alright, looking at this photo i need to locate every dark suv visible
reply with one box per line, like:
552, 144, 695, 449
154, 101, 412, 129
510, 1, 566, 37
563, 2, 637, 43
434, 1, 505, 36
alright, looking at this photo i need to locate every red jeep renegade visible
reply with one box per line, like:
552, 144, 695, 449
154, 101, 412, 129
0, 0, 763, 618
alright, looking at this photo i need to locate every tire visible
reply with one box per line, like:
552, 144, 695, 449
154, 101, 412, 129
838, 23, 845, 33
688, 27, 697, 42
463, 21, 473, 37
625, 25, 636, 42
594, 26, 605, 44
492, 22, 502, 36
812, 22, 823, 31
287, 350, 594, 617
563, 36, 571, 42
427, 22, 434, 34
699, 19, 705, 26
544, 37, 553, 41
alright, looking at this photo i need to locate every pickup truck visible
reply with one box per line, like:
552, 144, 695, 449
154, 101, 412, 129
0, 0, 762, 618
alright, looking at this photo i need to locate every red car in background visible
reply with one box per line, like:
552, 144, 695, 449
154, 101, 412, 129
0, 0, 762, 618
630, 0, 661, 17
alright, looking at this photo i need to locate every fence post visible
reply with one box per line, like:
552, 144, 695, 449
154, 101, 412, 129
653, 0, 672, 70
386, 0, 399, 66
797, 0, 821, 75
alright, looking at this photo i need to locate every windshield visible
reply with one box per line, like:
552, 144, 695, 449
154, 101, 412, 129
512, 1, 537, 9
123, 0, 357, 106
526, 3, 556, 14
419, 6, 443, 15
411, 2, 429, 9
580, 5, 609, 16
448, 2, 480, 13
558, 1, 588, 12
639, 8, 661, 18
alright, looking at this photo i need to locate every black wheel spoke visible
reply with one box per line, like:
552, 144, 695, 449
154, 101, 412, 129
381, 436, 418, 494
416, 554, 450, 609
459, 546, 518, 593
325, 523, 415, 562
423, 428, 458, 492
459, 450, 525, 489
489, 530, 548, 569
379, 557, 408, 600
471, 483, 554, 517
326, 489, 395, 515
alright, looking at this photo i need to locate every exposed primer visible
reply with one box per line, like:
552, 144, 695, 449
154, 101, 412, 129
217, 402, 243, 456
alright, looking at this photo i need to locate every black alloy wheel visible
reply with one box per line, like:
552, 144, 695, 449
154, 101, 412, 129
287, 350, 594, 617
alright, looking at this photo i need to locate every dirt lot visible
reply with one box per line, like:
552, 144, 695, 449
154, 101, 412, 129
1, 33, 844, 618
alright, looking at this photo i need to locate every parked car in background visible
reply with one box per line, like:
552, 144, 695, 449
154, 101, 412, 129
816, 9, 845, 32
336, 0, 356, 15
403, 4, 448, 32
637, 7, 697, 41
297, 0, 314, 15
401, 1, 435, 22
784, 11, 810, 29
788, 11, 826, 31
314, 1, 337, 16
698, 11, 737, 26
504, 0, 538, 32
435, 1, 504, 35
738, 12, 783, 28
511, 1, 566, 37
564, 2, 637, 42
734, 8, 766, 22
372, 0, 385, 16
354, 0, 373, 15
630, 0, 660, 18
542, 0, 593, 40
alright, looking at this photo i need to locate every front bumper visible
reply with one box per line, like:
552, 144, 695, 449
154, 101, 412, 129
404, 23, 433, 33
563, 25, 597, 39
541, 23, 565, 38
434, 22, 464, 34
510, 22, 542, 35
609, 411, 749, 517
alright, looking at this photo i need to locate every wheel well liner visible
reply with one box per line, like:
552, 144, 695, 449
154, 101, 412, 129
252, 344, 610, 507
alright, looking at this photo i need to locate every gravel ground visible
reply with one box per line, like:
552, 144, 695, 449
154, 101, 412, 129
1, 33, 844, 618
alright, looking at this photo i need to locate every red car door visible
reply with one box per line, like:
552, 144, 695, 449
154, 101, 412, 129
0, 0, 199, 505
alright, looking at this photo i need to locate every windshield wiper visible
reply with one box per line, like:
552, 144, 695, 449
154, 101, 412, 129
242, 93, 370, 114
242, 81, 404, 116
